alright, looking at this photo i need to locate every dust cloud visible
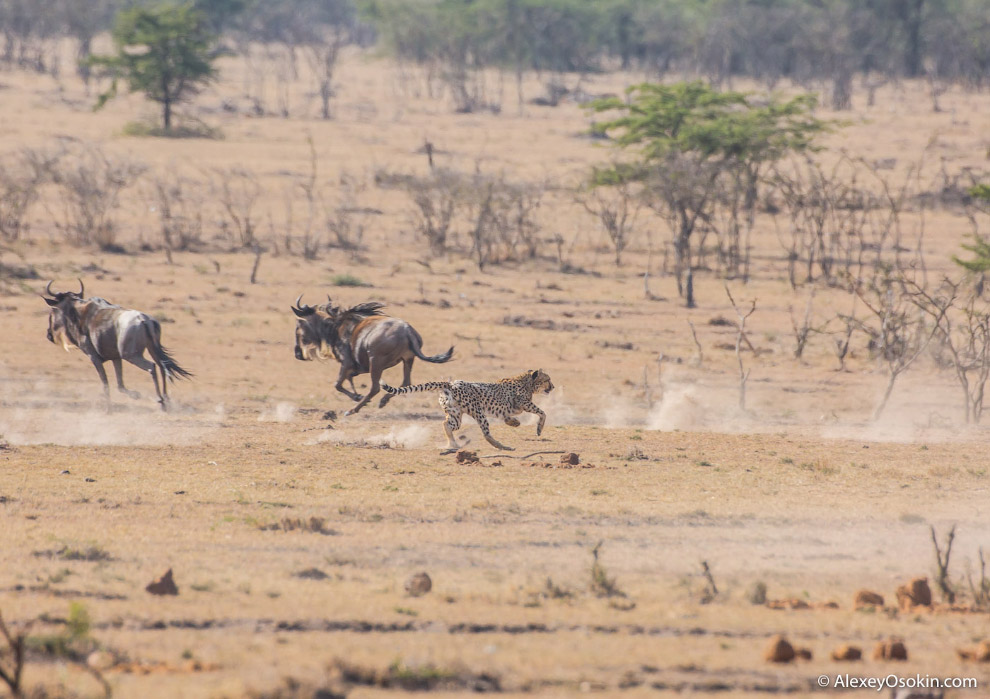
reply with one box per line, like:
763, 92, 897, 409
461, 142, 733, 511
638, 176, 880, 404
258, 401, 297, 423
0, 368, 221, 446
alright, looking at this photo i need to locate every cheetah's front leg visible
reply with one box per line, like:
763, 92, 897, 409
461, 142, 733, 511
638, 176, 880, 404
521, 402, 546, 436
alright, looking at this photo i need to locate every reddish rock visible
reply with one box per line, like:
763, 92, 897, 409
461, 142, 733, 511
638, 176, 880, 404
854, 589, 884, 608
404, 571, 432, 597
831, 644, 862, 661
764, 635, 796, 663
957, 640, 990, 662
146, 568, 178, 596
873, 639, 908, 661
896, 577, 932, 609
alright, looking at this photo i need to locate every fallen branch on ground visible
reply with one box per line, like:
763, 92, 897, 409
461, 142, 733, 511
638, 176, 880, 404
478, 450, 567, 460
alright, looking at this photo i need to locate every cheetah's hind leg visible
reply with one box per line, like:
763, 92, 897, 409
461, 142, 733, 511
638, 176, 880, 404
504, 417, 521, 427
478, 415, 515, 451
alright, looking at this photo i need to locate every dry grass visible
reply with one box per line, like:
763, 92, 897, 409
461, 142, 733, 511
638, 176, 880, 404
1, 46, 990, 697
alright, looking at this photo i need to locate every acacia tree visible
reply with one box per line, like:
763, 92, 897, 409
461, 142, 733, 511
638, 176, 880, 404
589, 82, 828, 307
91, 3, 217, 132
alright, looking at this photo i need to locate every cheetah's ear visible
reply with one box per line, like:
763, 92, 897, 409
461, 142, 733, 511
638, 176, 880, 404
531, 369, 539, 379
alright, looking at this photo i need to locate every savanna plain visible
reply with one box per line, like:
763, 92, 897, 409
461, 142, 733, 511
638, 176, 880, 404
2, 44, 990, 699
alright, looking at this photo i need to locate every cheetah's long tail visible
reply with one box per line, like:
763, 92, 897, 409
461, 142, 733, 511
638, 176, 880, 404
381, 381, 451, 395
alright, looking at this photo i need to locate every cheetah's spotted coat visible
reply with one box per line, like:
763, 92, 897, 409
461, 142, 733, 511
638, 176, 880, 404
382, 369, 555, 453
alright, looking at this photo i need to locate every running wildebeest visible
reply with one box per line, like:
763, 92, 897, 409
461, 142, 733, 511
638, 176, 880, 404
43, 280, 192, 411
291, 295, 453, 415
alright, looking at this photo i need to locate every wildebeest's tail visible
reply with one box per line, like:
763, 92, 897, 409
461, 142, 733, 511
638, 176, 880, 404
143, 322, 193, 383
381, 381, 450, 395
411, 343, 454, 364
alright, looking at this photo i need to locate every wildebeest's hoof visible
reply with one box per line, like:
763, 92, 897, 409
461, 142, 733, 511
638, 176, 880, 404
344, 407, 361, 417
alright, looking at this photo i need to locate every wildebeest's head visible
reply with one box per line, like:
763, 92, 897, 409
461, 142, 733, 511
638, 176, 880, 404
290, 294, 338, 361
529, 369, 555, 394
42, 279, 84, 351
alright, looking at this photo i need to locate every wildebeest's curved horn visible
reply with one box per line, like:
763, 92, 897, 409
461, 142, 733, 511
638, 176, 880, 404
45, 280, 55, 296
77, 278, 84, 297
294, 294, 304, 310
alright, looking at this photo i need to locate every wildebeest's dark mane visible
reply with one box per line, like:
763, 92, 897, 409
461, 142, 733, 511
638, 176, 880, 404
337, 301, 387, 321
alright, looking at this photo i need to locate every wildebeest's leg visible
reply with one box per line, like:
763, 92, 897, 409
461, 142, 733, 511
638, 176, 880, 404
334, 363, 362, 402
475, 412, 514, 451
126, 354, 167, 409
520, 401, 547, 435
378, 358, 413, 409
346, 360, 382, 415
89, 356, 112, 412
111, 359, 141, 399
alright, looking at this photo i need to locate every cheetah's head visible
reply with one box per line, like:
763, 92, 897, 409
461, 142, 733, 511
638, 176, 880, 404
529, 369, 554, 394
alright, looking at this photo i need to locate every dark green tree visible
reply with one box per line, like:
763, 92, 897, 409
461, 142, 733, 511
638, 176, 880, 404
91, 3, 217, 132
953, 185, 990, 273
590, 82, 829, 306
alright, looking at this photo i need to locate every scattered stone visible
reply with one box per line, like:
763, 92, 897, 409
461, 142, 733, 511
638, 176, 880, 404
85, 477, 96, 483
560, 452, 580, 465
405, 572, 432, 597
87, 650, 117, 671
60, 470, 70, 475
146, 568, 179, 596
854, 589, 884, 608
896, 577, 932, 609
764, 635, 795, 663
873, 638, 908, 661
455, 450, 480, 464
766, 597, 810, 610
831, 644, 862, 661
818, 601, 840, 610
957, 640, 990, 662
795, 647, 813, 660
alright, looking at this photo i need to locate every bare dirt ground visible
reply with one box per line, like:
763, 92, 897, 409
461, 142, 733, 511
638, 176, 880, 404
2, 49, 990, 697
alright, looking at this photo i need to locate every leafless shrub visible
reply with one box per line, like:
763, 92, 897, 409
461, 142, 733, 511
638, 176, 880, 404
0, 146, 61, 242
214, 167, 261, 248
147, 169, 206, 260
404, 168, 460, 255
699, 561, 719, 604
910, 278, 990, 423
931, 524, 957, 604
790, 286, 831, 360
852, 270, 946, 420
966, 547, 989, 609
304, 26, 350, 120
0, 610, 28, 697
772, 155, 927, 290
577, 179, 641, 266
725, 284, 756, 411
51, 146, 145, 251
323, 172, 367, 252
387, 166, 545, 267
589, 541, 627, 599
